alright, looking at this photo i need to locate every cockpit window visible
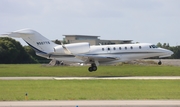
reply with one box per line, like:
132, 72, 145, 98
150, 45, 158, 48
153, 45, 158, 48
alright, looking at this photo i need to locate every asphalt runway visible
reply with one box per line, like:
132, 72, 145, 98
0, 76, 180, 80
0, 100, 180, 107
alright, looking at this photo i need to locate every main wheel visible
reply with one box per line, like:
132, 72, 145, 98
88, 67, 93, 72
92, 66, 97, 71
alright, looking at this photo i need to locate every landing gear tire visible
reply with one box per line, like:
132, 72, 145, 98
88, 63, 98, 72
88, 67, 93, 72
158, 60, 162, 65
92, 66, 97, 71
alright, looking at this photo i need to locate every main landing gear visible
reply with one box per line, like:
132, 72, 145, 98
88, 63, 97, 72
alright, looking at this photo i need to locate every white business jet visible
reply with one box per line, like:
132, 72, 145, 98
1, 29, 173, 72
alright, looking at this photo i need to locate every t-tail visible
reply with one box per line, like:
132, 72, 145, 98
1, 28, 58, 57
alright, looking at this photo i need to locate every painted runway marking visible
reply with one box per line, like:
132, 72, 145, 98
0, 100, 180, 107
0, 76, 180, 80
54, 76, 180, 80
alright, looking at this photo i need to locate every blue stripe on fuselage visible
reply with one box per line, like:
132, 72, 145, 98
24, 40, 47, 54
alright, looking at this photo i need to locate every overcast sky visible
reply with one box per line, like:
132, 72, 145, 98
0, 0, 180, 46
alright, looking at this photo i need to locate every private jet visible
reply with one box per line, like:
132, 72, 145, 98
1, 29, 173, 72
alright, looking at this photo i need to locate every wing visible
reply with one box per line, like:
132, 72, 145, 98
75, 54, 120, 64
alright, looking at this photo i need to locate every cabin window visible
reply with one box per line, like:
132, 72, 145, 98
139, 46, 142, 49
108, 48, 110, 50
149, 46, 152, 48
119, 47, 121, 50
113, 47, 116, 50
125, 47, 127, 50
102, 48, 104, 51
130, 46, 133, 49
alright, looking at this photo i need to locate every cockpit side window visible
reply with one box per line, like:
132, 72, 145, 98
150, 45, 158, 48
152, 45, 158, 48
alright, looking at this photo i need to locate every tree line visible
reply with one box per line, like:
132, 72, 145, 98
0, 37, 179, 64
0, 37, 50, 64
156, 42, 180, 59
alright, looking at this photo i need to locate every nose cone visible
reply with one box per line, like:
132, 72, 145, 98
159, 48, 174, 58
168, 50, 174, 55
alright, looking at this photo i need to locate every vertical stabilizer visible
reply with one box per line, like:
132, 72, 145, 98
4, 28, 58, 54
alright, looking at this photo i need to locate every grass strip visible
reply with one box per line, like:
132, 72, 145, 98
0, 80, 179, 101
0, 64, 180, 77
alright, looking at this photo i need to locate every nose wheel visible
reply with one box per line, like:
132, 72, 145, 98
158, 60, 162, 65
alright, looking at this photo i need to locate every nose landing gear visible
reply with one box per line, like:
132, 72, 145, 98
158, 60, 162, 65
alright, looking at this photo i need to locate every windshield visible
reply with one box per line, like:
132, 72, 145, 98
150, 45, 158, 48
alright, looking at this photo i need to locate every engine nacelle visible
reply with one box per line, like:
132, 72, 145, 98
54, 42, 90, 54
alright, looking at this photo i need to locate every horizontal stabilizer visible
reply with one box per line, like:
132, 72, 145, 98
0, 34, 10, 37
